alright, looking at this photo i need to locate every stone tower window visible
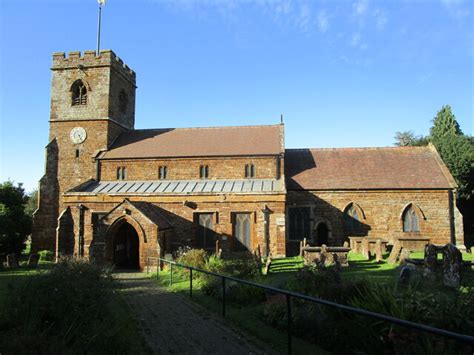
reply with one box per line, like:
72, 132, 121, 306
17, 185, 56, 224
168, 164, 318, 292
71, 80, 87, 106
402, 205, 420, 232
119, 89, 128, 114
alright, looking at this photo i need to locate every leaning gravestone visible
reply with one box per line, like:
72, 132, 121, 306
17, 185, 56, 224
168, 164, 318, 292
374, 239, 383, 262
388, 241, 402, 264
27, 254, 40, 268
399, 248, 410, 265
6, 254, 19, 268
442, 243, 462, 288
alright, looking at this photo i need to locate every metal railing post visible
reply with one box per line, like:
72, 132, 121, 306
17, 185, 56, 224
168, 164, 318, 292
222, 277, 226, 318
190, 268, 193, 298
286, 294, 292, 355
170, 263, 173, 286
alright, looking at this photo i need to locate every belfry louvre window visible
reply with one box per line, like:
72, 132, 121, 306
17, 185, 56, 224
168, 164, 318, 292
245, 164, 256, 178
159, 166, 167, 179
200, 165, 209, 179
403, 206, 420, 232
116, 167, 127, 180
71, 80, 87, 106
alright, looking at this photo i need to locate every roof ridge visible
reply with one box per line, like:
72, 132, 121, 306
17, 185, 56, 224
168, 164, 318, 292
286, 146, 430, 151
131, 124, 281, 132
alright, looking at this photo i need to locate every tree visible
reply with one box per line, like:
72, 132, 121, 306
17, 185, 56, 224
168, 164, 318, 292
429, 106, 473, 201
394, 131, 429, 147
0, 181, 32, 256
430, 105, 462, 140
25, 189, 38, 217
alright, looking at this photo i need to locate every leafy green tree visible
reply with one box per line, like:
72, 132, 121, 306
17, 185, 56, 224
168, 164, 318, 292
24, 189, 38, 217
430, 105, 462, 140
0, 181, 32, 255
394, 131, 429, 147
429, 106, 473, 201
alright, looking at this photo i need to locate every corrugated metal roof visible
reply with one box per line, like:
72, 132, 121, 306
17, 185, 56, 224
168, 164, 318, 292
68, 179, 285, 195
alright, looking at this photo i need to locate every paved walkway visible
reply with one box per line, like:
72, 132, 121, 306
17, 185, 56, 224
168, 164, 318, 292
114, 272, 264, 354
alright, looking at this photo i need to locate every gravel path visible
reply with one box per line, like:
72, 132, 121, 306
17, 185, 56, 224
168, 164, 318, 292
114, 272, 264, 355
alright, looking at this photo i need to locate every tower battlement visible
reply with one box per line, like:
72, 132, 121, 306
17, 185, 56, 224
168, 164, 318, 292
52, 50, 136, 83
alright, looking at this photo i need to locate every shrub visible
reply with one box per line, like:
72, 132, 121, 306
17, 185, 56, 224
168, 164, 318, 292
38, 249, 54, 261
176, 248, 207, 270
0, 259, 136, 353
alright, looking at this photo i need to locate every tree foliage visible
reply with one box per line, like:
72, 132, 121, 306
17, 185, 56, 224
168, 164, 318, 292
430, 106, 473, 201
24, 189, 38, 217
394, 105, 473, 201
0, 181, 31, 255
394, 131, 429, 147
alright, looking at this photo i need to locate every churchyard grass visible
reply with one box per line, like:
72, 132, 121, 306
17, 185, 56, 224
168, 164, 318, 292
151, 250, 474, 354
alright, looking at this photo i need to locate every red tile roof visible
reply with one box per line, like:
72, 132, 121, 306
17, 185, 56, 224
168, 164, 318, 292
285, 146, 456, 190
102, 125, 284, 159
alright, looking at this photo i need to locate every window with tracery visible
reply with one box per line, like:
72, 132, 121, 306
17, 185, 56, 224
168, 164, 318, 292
403, 205, 420, 232
159, 166, 167, 179
116, 167, 127, 180
344, 204, 362, 234
200, 165, 209, 179
71, 80, 87, 106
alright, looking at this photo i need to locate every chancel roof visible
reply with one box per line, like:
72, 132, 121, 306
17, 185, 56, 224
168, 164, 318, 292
101, 124, 284, 159
285, 146, 457, 190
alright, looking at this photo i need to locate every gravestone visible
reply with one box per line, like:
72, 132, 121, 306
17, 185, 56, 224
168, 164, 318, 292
423, 243, 438, 278
374, 239, 383, 262
442, 243, 462, 288
6, 254, 19, 268
388, 241, 402, 264
399, 266, 411, 284
399, 248, 410, 265
27, 254, 40, 268
361, 239, 370, 260
343, 241, 349, 248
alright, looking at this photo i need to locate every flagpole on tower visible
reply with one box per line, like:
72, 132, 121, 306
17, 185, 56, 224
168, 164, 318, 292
96, 0, 106, 55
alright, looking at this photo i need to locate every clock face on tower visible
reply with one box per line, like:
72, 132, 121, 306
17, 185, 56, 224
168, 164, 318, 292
70, 127, 87, 144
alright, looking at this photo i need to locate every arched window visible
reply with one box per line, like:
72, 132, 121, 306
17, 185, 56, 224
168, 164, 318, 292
119, 89, 128, 114
403, 205, 420, 232
71, 80, 87, 106
344, 203, 363, 234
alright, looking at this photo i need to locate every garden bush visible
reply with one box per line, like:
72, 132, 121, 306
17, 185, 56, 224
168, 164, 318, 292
38, 249, 54, 261
0, 258, 138, 353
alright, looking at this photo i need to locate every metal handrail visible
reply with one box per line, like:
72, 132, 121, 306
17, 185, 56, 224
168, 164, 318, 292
146, 257, 474, 354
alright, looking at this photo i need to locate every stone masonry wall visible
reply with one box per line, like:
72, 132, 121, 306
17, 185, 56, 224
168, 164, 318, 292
287, 189, 456, 248
100, 156, 282, 181
62, 193, 287, 262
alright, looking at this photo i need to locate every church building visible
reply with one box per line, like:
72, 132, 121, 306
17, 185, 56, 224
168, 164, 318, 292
32, 50, 463, 269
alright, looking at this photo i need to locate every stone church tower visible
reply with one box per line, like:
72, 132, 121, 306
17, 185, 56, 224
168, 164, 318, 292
32, 50, 136, 252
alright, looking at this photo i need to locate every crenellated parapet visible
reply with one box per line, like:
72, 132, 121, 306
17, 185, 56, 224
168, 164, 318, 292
52, 50, 136, 84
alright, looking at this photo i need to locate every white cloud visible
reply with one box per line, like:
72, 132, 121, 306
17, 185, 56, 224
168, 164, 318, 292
374, 8, 387, 30
350, 32, 361, 47
316, 9, 329, 33
353, 0, 369, 17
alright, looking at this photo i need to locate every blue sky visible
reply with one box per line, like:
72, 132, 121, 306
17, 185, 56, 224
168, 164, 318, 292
0, 0, 473, 192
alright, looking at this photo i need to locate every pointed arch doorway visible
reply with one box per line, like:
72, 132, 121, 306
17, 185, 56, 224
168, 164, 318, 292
113, 222, 140, 269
